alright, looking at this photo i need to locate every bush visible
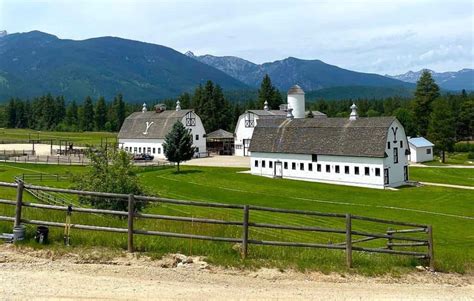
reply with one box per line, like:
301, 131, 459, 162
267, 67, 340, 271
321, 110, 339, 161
454, 142, 474, 153
468, 152, 474, 160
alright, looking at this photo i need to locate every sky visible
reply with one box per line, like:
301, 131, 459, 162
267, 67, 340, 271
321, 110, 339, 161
0, 0, 473, 75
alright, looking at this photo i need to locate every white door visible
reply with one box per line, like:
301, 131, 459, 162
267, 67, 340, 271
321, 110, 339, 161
274, 161, 283, 178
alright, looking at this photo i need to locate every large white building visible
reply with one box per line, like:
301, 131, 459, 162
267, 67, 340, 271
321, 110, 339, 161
118, 102, 207, 160
408, 137, 434, 163
234, 85, 326, 156
249, 90, 410, 189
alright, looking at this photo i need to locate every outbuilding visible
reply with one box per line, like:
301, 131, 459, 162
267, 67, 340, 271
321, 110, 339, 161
118, 102, 207, 160
206, 129, 234, 155
408, 137, 434, 163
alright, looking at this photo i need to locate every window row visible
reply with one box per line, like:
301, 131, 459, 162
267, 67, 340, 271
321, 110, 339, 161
254, 160, 381, 176
124, 146, 162, 155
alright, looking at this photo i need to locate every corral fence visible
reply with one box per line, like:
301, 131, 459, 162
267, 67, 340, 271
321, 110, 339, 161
0, 181, 434, 270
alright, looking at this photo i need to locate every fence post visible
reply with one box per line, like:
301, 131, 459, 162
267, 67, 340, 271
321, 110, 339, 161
242, 205, 250, 259
427, 225, 434, 271
128, 194, 135, 253
387, 227, 393, 250
14, 181, 24, 227
345, 213, 352, 268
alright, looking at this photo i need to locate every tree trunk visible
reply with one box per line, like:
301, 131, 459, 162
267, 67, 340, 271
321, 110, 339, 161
442, 150, 446, 163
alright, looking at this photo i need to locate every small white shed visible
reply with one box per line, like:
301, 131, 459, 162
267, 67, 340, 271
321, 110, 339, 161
408, 137, 434, 163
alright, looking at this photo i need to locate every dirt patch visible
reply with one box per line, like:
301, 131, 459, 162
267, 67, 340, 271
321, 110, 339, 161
0, 244, 472, 300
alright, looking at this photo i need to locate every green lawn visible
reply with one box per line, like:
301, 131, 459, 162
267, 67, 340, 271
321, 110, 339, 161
409, 166, 474, 187
423, 152, 474, 166
0, 163, 472, 275
0, 128, 117, 146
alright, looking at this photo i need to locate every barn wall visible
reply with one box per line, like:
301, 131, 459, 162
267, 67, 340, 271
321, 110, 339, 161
250, 152, 386, 189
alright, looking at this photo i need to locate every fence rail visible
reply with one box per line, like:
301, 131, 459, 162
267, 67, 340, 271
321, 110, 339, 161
0, 181, 434, 270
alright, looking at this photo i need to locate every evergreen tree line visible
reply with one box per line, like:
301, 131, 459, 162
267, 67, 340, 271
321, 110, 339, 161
0, 93, 135, 132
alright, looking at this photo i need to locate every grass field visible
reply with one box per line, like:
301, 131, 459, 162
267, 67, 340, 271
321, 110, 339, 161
0, 163, 472, 275
423, 152, 474, 166
409, 167, 474, 187
0, 128, 117, 146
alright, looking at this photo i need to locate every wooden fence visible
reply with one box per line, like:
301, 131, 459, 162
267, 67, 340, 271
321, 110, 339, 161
0, 181, 434, 270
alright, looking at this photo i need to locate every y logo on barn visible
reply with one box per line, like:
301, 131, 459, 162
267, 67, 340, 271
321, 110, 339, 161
143, 121, 154, 135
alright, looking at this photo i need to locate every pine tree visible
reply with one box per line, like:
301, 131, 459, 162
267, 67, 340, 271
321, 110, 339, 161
112, 94, 126, 131
81, 96, 95, 131
427, 98, 455, 163
413, 70, 440, 136
95, 96, 107, 131
163, 121, 195, 172
257, 74, 282, 109
66, 100, 79, 129
6, 98, 16, 128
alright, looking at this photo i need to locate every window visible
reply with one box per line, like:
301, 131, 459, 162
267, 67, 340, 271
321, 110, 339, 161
375, 168, 381, 176
344, 166, 349, 174
138, 147, 142, 153
195, 134, 199, 141
426, 148, 431, 155
335, 165, 340, 173
284, 162, 288, 169
133, 147, 137, 153
185, 112, 196, 126
404, 165, 408, 181
125, 147, 128, 152
292, 162, 296, 170
400, 140, 403, 148
254, 160, 259, 167
308, 163, 313, 171
393, 147, 398, 163
244, 113, 255, 128
354, 166, 359, 175
300, 163, 304, 171
195, 147, 199, 153
152, 148, 156, 154
262, 160, 266, 168
158, 148, 161, 154
312, 154, 318, 162
269, 161, 273, 168
365, 167, 370, 176
387, 142, 391, 149
384, 169, 389, 184
326, 165, 330, 173
317, 164, 321, 172
147, 147, 151, 154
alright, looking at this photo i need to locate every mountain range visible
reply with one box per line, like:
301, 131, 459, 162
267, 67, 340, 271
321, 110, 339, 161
387, 69, 474, 91
0, 30, 471, 103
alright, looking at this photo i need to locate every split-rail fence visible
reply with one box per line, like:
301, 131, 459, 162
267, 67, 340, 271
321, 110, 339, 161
0, 181, 434, 269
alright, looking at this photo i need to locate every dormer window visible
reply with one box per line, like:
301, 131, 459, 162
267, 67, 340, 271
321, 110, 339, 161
185, 112, 196, 126
244, 112, 255, 128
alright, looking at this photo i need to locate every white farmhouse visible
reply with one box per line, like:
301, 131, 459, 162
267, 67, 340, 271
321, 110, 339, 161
249, 102, 410, 189
118, 102, 207, 160
234, 85, 326, 156
408, 137, 434, 163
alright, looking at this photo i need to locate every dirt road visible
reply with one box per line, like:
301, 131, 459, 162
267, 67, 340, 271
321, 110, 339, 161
0, 245, 472, 300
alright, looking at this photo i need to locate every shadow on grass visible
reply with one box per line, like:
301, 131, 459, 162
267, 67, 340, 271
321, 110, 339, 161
172, 170, 203, 175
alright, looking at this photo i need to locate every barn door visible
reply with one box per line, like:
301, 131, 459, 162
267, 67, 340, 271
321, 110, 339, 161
243, 139, 251, 156
274, 161, 283, 178
384, 168, 389, 185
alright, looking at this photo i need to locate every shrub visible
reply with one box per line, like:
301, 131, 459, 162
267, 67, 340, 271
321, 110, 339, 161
454, 143, 474, 153
468, 152, 474, 160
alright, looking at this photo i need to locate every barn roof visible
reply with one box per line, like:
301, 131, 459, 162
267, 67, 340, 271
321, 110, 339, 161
408, 137, 434, 148
249, 117, 396, 158
118, 110, 193, 139
247, 110, 287, 117
206, 129, 234, 139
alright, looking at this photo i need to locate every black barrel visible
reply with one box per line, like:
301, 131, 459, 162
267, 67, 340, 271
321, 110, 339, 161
35, 226, 49, 244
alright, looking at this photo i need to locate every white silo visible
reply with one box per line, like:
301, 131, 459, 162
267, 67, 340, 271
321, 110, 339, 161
287, 85, 305, 119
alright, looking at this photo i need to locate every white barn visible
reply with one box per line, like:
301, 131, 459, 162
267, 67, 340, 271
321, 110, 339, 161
249, 100, 410, 189
118, 102, 207, 160
234, 86, 326, 156
408, 137, 434, 163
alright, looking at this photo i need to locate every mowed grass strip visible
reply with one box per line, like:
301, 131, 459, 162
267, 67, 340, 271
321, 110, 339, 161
0, 163, 472, 274
0, 128, 117, 146
409, 167, 474, 187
